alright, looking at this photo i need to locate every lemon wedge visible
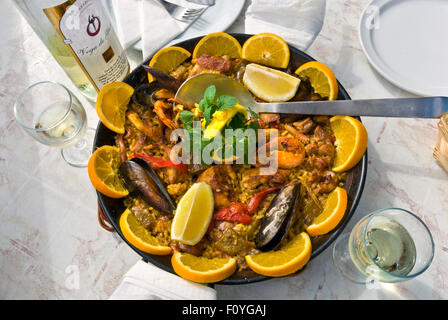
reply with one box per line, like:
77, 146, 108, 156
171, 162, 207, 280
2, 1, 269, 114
243, 63, 300, 102
171, 182, 214, 246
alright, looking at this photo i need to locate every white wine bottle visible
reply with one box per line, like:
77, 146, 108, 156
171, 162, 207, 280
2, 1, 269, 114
13, 0, 130, 101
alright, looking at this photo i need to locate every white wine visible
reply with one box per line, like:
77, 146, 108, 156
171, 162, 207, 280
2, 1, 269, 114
349, 215, 417, 282
13, 0, 130, 101
35, 101, 87, 147
47, 32, 97, 101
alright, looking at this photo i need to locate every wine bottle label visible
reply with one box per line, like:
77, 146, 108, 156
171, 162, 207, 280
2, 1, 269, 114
44, 0, 129, 92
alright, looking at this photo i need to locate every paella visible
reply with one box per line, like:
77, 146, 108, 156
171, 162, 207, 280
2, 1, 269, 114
89, 33, 368, 283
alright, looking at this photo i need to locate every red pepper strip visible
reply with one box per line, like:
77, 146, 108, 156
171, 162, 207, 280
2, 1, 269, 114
214, 202, 252, 225
247, 186, 282, 214
130, 153, 188, 173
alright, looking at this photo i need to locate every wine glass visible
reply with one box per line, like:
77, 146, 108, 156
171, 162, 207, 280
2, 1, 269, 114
13, 81, 95, 167
332, 208, 434, 284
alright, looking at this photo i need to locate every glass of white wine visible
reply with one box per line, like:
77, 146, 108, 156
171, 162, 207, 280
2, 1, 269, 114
332, 208, 434, 284
14, 81, 95, 167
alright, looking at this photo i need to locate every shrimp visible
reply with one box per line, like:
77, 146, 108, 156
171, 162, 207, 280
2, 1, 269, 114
127, 111, 164, 142
266, 136, 306, 169
154, 100, 178, 129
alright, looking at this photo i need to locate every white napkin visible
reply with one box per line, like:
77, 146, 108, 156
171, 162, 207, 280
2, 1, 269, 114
111, 0, 142, 49
245, 0, 326, 51
109, 260, 217, 300
111, 0, 212, 59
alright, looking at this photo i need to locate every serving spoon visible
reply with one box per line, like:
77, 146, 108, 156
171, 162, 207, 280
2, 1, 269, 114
174, 73, 448, 118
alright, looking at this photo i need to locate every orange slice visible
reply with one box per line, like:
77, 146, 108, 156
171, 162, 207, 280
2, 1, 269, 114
119, 209, 171, 255
242, 33, 290, 68
245, 232, 312, 277
88, 145, 129, 198
330, 115, 368, 172
171, 252, 237, 283
192, 32, 241, 59
306, 187, 348, 237
295, 61, 339, 100
96, 82, 134, 134
147, 46, 191, 83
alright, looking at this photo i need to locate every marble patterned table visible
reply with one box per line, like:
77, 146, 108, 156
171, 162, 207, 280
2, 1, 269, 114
0, 0, 446, 299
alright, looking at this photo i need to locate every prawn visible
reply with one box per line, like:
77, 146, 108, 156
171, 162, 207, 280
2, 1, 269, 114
265, 136, 306, 169
154, 100, 178, 129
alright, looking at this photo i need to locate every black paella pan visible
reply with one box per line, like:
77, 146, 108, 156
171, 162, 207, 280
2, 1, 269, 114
93, 34, 368, 285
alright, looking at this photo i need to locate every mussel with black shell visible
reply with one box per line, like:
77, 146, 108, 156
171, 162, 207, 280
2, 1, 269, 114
255, 180, 301, 252
142, 65, 182, 93
119, 157, 176, 215
131, 82, 164, 108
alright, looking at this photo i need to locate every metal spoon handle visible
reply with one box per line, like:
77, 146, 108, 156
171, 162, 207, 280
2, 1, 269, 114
255, 97, 448, 118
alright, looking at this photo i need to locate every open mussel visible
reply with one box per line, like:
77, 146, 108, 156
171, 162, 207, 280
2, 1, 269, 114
255, 180, 301, 252
119, 158, 176, 215
131, 82, 163, 108
142, 65, 182, 92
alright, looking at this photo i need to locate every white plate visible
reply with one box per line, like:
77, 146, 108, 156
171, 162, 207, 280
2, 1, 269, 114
132, 0, 245, 51
359, 0, 448, 96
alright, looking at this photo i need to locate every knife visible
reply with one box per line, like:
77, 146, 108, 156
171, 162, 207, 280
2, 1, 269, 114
173, 73, 448, 119
255, 97, 448, 118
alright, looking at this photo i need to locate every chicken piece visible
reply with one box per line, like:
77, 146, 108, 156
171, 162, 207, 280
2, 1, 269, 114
196, 54, 232, 73
305, 140, 335, 170
293, 117, 315, 134
306, 169, 339, 194
130, 203, 155, 230
208, 221, 253, 257
196, 165, 237, 209
188, 54, 233, 77
314, 125, 332, 144
208, 221, 235, 242
241, 168, 290, 190
284, 124, 310, 144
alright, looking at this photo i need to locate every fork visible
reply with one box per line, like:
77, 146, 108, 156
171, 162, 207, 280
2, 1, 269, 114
162, 0, 207, 23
